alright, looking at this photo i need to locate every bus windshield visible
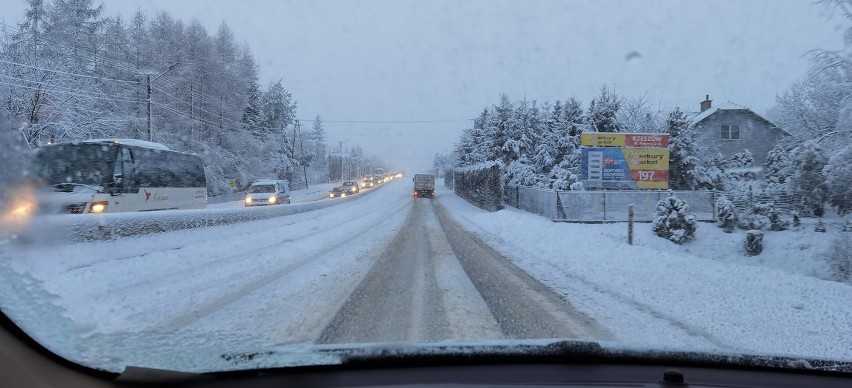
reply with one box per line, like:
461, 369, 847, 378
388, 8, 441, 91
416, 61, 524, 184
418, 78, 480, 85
33, 143, 118, 189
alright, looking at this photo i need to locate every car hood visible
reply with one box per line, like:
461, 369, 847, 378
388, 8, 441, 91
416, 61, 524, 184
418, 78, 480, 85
110, 338, 852, 382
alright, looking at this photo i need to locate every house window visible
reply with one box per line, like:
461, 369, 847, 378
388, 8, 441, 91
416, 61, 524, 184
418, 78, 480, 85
721, 125, 740, 140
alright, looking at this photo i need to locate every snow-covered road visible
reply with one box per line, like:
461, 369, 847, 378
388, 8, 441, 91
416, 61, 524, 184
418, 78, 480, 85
2, 177, 851, 373
1, 179, 606, 372
317, 198, 608, 344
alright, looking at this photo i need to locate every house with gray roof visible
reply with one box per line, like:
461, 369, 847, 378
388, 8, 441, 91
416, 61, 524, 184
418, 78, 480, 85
689, 95, 789, 166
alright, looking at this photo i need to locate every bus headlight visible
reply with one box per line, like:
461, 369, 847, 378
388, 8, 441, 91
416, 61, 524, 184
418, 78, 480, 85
269, 196, 277, 204
90, 201, 108, 213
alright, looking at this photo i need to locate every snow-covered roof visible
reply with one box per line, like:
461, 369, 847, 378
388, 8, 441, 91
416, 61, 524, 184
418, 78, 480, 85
688, 101, 749, 126
82, 138, 171, 150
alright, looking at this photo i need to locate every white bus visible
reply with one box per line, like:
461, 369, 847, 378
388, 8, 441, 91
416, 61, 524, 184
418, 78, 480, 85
33, 139, 207, 214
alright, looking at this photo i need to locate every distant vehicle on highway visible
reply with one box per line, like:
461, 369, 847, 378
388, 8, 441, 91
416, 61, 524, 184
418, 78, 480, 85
372, 174, 385, 184
33, 139, 207, 214
413, 173, 436, 198
244, 180, 290, 206
361, 176, 375, 188
342, 180, 360, 194
328, 186, 347, 198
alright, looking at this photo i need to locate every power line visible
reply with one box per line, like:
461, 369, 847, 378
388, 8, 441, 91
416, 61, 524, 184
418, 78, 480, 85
300, 118, 474, 124
0, 74, 139, 100
0, 79, 146, 105
381, 156, 439, 160
150, 86, 280, 133
0, 58, 140, 84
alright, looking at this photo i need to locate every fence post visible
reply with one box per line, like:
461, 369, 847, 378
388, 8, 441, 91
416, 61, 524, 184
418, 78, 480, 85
628, 203, 634, 245
602, 191, 607, 221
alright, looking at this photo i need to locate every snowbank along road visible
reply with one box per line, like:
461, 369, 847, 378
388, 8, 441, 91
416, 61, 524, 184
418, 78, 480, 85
2, 178, 609, 372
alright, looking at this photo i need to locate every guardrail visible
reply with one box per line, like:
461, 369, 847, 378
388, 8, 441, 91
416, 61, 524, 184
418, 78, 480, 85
19, 184, 385, 244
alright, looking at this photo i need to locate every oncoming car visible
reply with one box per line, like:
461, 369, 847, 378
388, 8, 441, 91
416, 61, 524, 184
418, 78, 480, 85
244, 180, 290, 206
361, 176, 374, 188
342, 180, 360, 194
328, 186, 347, 198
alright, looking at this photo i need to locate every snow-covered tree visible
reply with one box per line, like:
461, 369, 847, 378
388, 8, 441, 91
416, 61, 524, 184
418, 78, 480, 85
763, 142, 795, 195
667, 108, 701, 190
715, 196, 738, 233
586, 85, 621, 133
617, 95, 664, 133
652, 194, 698, 244
824, 145, 852, 215
728, 149, 754, 169
788, 141, 828, 216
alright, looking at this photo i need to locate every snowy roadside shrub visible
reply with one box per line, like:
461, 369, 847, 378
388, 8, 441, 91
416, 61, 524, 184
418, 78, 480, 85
729, 149, 754, 168
768, 209, 790, 231
745, 230, 764, 256
815, 220, 827, 233
715, 196, 737, 233
740, 202, 771, 231
738, 202, 787, 231
652, 194, 697, 244
792, 211, 801, 228
827, 234, 852, 283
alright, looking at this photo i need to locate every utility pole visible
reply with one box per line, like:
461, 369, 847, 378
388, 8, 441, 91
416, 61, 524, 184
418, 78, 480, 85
145, 61, 180, 142
146, 74, 151, 141
296, 119, 309, 189
292, 122, 298, 159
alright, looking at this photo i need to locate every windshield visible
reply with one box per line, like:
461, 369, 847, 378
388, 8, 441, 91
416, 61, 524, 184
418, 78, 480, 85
249, 184, 276, 193
33, 143, 118, 188
1, 0, 852, 377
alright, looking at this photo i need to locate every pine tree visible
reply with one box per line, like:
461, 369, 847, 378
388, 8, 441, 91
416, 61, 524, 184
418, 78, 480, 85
586, 85, 621, 133
788, 142, 828, 216
667, 108, 701, 190
763, 142, 794, 195
824, 146, 852, 216
652, 194, 698, 244
715, 196, 738, 233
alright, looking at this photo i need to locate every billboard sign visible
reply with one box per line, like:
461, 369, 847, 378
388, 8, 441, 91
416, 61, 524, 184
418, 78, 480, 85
581, 147, 669, 190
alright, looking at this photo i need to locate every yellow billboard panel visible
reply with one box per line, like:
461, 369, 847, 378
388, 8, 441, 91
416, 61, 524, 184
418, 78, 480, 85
581, 133, 626, 147
621, 148, 669, 170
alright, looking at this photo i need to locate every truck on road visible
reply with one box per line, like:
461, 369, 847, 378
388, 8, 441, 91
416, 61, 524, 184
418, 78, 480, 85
413, 174, 436, 198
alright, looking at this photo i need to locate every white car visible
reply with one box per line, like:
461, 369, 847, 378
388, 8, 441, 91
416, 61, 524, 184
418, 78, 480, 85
342, 180, 360, 194
245, 180, 291, 206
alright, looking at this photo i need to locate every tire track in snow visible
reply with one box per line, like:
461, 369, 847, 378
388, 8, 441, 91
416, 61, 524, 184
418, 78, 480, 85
148, 198, 412, 333
432, 200, 612, 341
316, 199, 451, 343
443, 202, 733, 351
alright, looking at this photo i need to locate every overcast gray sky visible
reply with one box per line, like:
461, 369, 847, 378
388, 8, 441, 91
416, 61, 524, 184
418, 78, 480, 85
0, 0, 845, 172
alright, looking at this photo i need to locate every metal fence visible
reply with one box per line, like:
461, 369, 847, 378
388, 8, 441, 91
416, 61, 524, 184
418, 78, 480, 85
507, 186, 718, 222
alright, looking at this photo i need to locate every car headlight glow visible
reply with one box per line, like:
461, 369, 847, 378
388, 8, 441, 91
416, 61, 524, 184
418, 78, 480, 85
245, 197, 253, 204
269, 196, 277, 204
329, 193, 334, 198
90, 201, 108, 213
341, 193, 346, 197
